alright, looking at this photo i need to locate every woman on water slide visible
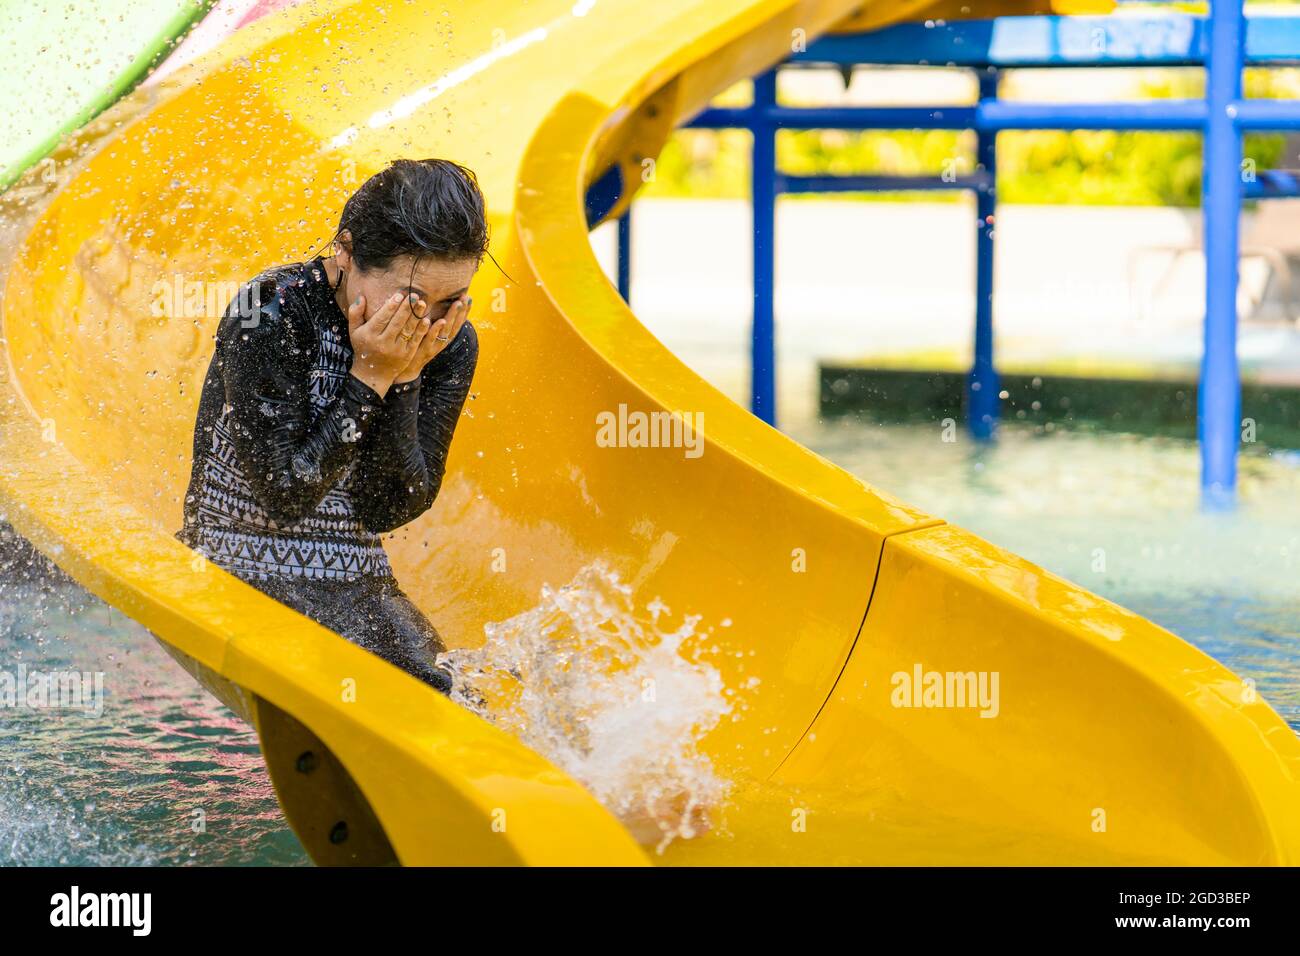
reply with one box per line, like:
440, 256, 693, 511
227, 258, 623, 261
177, 158, 485, 695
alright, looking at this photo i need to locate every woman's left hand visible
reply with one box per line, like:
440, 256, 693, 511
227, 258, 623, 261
393, 294, 470, 384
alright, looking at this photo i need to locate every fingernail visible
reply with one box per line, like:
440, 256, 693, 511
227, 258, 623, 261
466, 296, 472, 308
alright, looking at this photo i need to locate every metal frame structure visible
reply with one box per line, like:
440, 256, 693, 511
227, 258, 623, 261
614, 4, 1300, 504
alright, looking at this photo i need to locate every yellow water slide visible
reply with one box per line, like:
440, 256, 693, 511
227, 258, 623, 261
2, 0, 1298, 866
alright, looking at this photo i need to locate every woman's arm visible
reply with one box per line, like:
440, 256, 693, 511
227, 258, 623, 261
352, 320, 478, 533
219, 277, 385, 526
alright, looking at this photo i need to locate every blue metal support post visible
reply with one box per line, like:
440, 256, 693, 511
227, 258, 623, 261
969, 70, 1001, 439
616, 207, 632, 303
751, 69, 779, 425
1201, 0, 1245, 505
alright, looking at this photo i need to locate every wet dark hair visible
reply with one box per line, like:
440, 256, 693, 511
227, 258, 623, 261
333, 158, 489, 272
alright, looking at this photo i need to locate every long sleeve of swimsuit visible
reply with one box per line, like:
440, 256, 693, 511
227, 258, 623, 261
218, 281, 385, 526
351, 319, 478, 533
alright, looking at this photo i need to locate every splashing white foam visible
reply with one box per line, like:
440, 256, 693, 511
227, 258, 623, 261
439, 561, 732, 853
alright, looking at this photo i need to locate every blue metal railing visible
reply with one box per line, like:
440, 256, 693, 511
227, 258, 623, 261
612, 6, 1300, 503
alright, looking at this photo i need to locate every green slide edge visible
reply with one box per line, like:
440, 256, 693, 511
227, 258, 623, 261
1, 0, 216, 192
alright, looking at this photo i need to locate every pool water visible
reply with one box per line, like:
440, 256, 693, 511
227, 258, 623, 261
0, 581, 308, 865
1, 424, 1297, 864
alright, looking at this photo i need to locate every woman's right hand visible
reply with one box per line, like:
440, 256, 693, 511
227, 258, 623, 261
346, 292, 431, 398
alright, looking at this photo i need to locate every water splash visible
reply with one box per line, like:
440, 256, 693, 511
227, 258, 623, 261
439, 562, 733, 854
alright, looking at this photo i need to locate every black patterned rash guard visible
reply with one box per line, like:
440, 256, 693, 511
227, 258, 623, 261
177, 257, 478, 583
